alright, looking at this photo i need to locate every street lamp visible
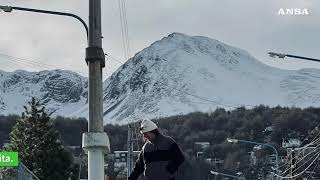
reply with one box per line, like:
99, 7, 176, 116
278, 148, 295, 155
268, 52, 320, 62
227, 138, 279, 177
210, 170, 243, 179
0, 5, 88, 38
0, 3, 110, 180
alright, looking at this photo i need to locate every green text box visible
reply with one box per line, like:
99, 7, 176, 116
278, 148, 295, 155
0, 152, 18, 166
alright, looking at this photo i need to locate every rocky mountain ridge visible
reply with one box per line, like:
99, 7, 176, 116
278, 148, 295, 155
1, 33, 320, 124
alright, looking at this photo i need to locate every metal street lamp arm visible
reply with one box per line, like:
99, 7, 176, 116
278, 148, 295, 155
285, 54, 320, 62
211, 171, 240, 179
218, 172, 239, 179
268, 52, 320, 62
238, 140, 278, 157
227, 138, 279, 179
0, 5, 88, 39
238, 139, 279, 174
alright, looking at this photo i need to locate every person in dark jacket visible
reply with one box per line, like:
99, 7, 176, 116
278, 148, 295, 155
128, 120, 185, 180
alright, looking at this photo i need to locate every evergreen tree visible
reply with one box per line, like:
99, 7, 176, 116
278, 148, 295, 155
5, 97, 74, 179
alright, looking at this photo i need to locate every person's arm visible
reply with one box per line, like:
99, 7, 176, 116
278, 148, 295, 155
128, 151, 145, 180
166, 142, 185, 174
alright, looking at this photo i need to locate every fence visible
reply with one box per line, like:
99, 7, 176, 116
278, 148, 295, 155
17, 162, 40, 180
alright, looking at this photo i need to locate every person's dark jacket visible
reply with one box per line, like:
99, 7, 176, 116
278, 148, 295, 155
128, 134, 185, 180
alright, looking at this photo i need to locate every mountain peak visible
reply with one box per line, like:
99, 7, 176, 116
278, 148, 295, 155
101, 33, 320, 124
167, 32, 189, 39
2, 34, 320, 124
150, 33, 246, 57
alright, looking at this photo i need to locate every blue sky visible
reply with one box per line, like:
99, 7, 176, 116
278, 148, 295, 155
0, 0, 319, 79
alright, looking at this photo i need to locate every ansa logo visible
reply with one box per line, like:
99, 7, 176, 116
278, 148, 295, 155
278, 8, 309, 15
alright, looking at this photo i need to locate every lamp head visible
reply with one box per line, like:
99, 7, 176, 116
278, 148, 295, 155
0, 5, 13, 12
268, 52, 287, 59
227, 138, 239, 143
210, 171, 219, 175
268, 52, 277, 58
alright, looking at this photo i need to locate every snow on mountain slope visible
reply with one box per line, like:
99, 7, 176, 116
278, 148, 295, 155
0, 69, 88, 117
1, 33, 320, 124
101, 33, 320, 124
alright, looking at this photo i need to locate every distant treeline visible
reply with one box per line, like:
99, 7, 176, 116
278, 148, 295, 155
0, 115, 87, 148
0, 115, 129, 151
1, 105, 320, 179
153, 105, 320, 179
158, 105, 320, 150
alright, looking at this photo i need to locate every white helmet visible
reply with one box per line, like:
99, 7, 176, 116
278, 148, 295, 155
140, 120, 157, 133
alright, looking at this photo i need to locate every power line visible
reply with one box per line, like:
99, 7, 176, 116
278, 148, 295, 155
299, 123, 320, 147
0, 56, 38, 69
121, 0, 131, 57
297, 130, 320, 151
117, 0, 127, 60
304, 158, 319, 179
274, 151, 320, 179
292, 148, 320, 175
0, 52, 87, 76
117, 0, 131, 60
280, 141, 320, 176
106, 53, 126, 65
0, 51, 62, 69
0, 53, 55, 69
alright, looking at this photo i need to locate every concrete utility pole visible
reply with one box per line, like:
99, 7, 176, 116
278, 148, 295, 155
0, 3, 110, 179
127, 123, 139, 177
290, 148, 296, 180
127, 124, 134, 177
82, 0, 110, 179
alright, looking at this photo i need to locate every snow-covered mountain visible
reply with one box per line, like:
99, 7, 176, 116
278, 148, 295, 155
0, 69, 88, 117
1, 33, 320, 124
99, 33, 320, 124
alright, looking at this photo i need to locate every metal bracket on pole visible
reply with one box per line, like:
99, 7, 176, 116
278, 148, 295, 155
82, 132, 110, 154
85, 47, 105, 67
